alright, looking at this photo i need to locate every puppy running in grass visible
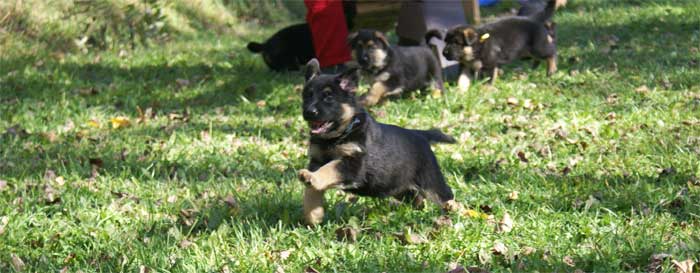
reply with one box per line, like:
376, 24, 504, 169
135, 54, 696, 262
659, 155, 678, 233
299, 59, 459, 225
430, 0, 558, 91
348, 29, 445, 107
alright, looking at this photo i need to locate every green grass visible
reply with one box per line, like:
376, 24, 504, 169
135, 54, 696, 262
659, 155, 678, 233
1, 0, 700, 272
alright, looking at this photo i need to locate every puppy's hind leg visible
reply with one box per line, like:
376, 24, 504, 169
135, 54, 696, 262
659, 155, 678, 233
457, 69, 471, 92
546, 55, 557, 76
361, 82, 389, 106
489, 67, 500, 85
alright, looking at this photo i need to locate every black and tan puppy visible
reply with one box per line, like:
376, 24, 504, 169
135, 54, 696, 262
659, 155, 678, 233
434, 0, 558, 91
298, 59, 457, 225
348, 29, 445, 106
247, 23, 315, 72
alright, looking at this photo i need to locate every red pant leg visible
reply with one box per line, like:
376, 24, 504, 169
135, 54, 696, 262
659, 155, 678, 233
304, 0, 352, 68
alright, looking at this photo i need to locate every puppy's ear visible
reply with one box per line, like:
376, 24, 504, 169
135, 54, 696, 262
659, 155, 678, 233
336, 68, 359, 93
305, 59, 321, 82
347, 32, 359, 47
462, 28, 479, 45
247, 42, 264, 53
373, 31, 390, 48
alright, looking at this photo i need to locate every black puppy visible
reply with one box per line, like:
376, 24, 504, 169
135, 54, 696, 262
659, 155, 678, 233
433, 0, 558, 91
298, 59, 458, 225
348, 29, 444, 106
247, 23, 315, 72
247, 1, 357, 72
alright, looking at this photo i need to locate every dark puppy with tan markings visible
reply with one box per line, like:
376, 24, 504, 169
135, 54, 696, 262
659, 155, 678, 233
298, 59, 458, 225
432, 0, 558, 91
348, 29, 444, 106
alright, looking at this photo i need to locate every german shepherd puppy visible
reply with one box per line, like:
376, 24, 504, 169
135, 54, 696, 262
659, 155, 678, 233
429, 0, 558, 91
299, 59, 457, 225
348, 29, 444, 106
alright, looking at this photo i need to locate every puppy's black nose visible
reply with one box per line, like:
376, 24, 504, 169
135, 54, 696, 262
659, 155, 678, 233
303, 107, 319, 119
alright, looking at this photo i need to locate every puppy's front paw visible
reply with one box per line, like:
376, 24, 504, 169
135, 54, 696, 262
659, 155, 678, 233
298, 169, 314, 185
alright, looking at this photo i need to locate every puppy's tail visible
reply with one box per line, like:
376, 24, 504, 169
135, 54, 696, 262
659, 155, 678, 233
414, 129, 456, 144
530, 0, 556, 22
425, 29, 443, 44
247, 42, 264, 53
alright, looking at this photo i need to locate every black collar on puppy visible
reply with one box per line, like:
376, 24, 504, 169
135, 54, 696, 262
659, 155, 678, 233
334, 113, 364, 144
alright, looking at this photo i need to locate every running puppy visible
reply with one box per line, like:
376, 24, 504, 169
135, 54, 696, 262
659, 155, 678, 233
433, 0, 558, 91
348, 29, 445, 106
299, 59, 457, 225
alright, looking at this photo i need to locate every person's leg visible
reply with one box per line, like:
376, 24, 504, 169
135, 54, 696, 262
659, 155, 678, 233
396, 0, 427, 46
305, 0, 352, 72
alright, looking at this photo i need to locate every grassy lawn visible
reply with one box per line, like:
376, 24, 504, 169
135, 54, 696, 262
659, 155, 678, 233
1, 0, 700, 272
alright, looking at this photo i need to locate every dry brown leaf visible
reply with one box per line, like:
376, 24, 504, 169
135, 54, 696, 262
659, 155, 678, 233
0, 179, 7, 192
275, 265, 285, 273
492, 242, 508, 255
304, 266, 320, 273
256, 100, 267, 108
516, 151, 529, 163
179, 239, 193, 248
433, 215, 453, 229
672, 259, 695, 273
648, 253, 673, 273
563, 256, 576, 267
496, 212, 513, 233
335, 227, 358, 243
11, 254, 25, 272
395, 230, 428, 245
221, 265, 231, 273
139, 265, 150, 273
635, 85, 650, 94
0, 216, 9, 235
506, 97, 519, 106
223, 195, 238, 208
520, 246, 536, 256
279, 250, 292, 261
508, 191, 519, 201
167, 195, 178, 203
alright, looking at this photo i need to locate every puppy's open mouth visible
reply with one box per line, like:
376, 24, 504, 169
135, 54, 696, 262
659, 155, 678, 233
309, 120, 334, 135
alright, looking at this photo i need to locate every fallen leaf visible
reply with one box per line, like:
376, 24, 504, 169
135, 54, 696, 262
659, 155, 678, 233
516, 151, 529, 163
672, 259, 695, 273
179, 239, 193, 248
256, 100, 267, 108
635, 85, 650, 94
200, 130, 211, 143
11, 254, 25, 272
648, 253, 673, 273
87, 119, 101, 128
221, 265, 231, 273
304, 266, 320, 273
433, 215, 453, 229
279, 250, 292, 261
395, 229, 428, 245
606, 93, 619, 104
492, 242, 508, 255
520, 246, 536, 256
478, 248, 492, 264
44, 185, 61, 204
496, 212, 513, 233
110, 116, 131, 129
63, 253, 76, 264
60, 266, 69, 273
506, 97, 519, 106
223, 195, 238, 208
431, 89, 442, 98
563, 256, 576, 267
275, 265, 285, 273
508, 191, 519, 200
167, 195, 177, 203
335, 227, 358, 242
0, 179, 7, 192
77, 87, 99, 96
139, 265, 150, 273
0, 216, 9, 235
42, 131, 58, 143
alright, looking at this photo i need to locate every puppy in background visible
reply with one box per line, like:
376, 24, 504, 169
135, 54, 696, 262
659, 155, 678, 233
348, 29, 445, 106
299, 59, 458, 225
247, 23, 315, 72
433, 0, 558, 91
